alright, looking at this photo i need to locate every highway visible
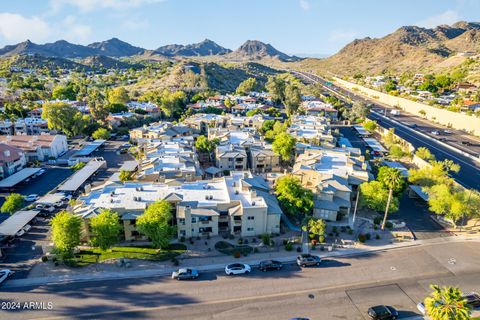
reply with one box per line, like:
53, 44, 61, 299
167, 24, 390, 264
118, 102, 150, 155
1, 240, 479, 319
293, 71, 480, 190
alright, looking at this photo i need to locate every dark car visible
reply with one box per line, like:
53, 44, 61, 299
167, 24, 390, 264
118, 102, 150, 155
296, 254, 321, 267
464, 292, 480, 309
461, 141, 472, 146
367, 305, 398, 320
408, 123, 417, 128
259, 260, 283, 272
171, 268, 199, 280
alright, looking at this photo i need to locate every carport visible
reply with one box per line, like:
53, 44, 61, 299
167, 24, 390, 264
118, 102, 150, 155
57, 159, 106, 193
0, 210, 40, 236
353, 125, 371, 137
0, 168, 41, 189
36, 193, 65, 205
408, 185, 429, 201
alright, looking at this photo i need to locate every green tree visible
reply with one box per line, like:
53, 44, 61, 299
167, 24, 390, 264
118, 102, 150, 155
42, 102, 89, 137
92, 128, 111, 140
70, 162, 86, 171
90, 209, 121, 251
433, 75, 453, 91
284, 84, 302, 116
1, 193, 24, 214
388, 144, 405, 160
265, 121, 286, 141
119, 170, 134, 182
377, 167, 404, 230
384, 79, 397, 92
259, 119, 276, 135
418, 80, 438, 93
109, 103, 128, 114
424, 285, 470, 320
272, 132, 295, 162
236, 77, 258, 95
360, 181, 399, 213
415, 147, 435, 161
266, 76, 286, 105
363, 120, 377, 132
52, 85, 76, 101
51, 211, 82, 257
246, 108, 264, 117
108, 87, 129, 105
274, 175, 313, 216
408, 160, 457, 188
195, 135, 219, 153
419, 109, 427, 118
303, 218, 326, 240
347, 101, 371, 121
136, 200, 174, 249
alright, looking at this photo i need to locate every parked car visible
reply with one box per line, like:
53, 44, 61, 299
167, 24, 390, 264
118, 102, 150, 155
443, 130, 452, 134
15, 229, 25, 237
225, 263, 251, 275
408, 123, 417, 128
0, 269, 14, 285
461, 141, 472, 146
431, 130, 440, 135
259, 260, 283, 272
36, 169, 46, 176
367, 305, 398, 320
296, 254, 321, 267
171, 268, 199, 280
24, 194, 39, 202
22, 224, 32, 232
36, 204, 55, 213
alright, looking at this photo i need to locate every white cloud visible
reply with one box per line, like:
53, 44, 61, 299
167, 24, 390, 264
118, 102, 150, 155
0, 13, 51, 43
299, 0, 310, 10
50, 0, 164, 12
61, 16, 92, 43
0, 12, 93, 45
329, 29, 358, 42
416, 10, 461, 28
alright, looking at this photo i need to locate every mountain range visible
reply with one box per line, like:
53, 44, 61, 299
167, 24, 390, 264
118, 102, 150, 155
0, 38, 295, 62
297, 21, 480, 76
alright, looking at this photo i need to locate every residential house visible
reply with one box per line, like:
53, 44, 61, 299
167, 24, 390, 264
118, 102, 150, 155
289, 115, 336, 148
293, 147, 370, 223
0, 135, 68, 162
0, 144, 27, 179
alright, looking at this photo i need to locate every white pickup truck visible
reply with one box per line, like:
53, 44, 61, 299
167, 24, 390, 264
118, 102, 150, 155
390, 110, 401, 116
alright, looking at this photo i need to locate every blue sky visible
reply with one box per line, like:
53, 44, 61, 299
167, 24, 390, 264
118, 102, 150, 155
0, 0, 479, 55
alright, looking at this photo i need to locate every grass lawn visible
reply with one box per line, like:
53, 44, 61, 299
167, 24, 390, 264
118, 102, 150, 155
215, 241, 253, 256
67, 243, 186, 267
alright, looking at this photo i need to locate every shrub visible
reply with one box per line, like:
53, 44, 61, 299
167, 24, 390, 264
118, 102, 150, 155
179, 236, 185, 242
358, 234, 367, 243
385, 221, 393, 229
233, 251, 241, 258
319, 235, 325, 243
41, 255, 48, 262
311, 244, 316, 250
261, 233, 271, 246
171, 258, 179, 266
285, 242, 293, 251
373, 217, 382, 225
373, 225, 378, 230
332, 226, 337, 233
348, 229, 353, 235
282, 239, 288, 246
296, 246, 302, 253
320, 246, 325, 251
365, 233, 371, 240
375, 234, 381, 240
237, 238, 243, 245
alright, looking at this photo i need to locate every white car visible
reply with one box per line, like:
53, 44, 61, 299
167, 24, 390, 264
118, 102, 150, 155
225, 263, 251, 275
37, 169, 46, 175
0, 269, 14, 285
431, 130, 440, 135
36, 204, 55, 213
22, 224, 32, 232
24, 194, 39, 202
15, 229, 25, 237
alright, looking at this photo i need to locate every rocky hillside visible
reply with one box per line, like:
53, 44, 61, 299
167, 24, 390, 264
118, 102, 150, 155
154, 39, 231, 57
295, 21, 480, 76
81, 55, 142, 69
227, 40, 296, 61
87, 38, 145, 57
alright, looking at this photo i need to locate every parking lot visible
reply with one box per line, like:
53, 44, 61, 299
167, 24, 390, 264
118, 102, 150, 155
338, 126, 448, 240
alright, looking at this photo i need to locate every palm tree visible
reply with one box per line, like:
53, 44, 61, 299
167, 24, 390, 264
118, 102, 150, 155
424, 285, 470, 320
379, 167, 403, 230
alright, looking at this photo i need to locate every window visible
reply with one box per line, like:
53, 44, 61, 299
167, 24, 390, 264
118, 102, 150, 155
130, 220, 136, 226
131, 231, 140, 236
247, 216, 254, 220
247, 227, 254, 231
179, 230, 186, 236
191, 217, 197, 223
178, 218, 185, 225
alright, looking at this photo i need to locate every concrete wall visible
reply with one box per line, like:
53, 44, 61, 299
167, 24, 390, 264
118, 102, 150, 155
334, 77, 480, 137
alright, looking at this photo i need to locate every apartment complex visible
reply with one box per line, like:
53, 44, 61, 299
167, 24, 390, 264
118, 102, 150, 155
130, 122, 194, 144
0, 135, 68, 162
293, 146, 370, 223
74, 171, 281, 240
289, 115, 336, 148
0, 144, 26, 179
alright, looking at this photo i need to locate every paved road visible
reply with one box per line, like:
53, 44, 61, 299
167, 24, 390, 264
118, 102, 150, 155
293, 71, 480, 191
1, 240, 479, 319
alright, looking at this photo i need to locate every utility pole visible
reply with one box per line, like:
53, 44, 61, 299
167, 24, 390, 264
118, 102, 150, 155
351, 189, 360, 229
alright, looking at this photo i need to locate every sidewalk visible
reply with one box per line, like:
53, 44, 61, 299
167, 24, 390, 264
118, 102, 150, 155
5, 234, 478, 289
